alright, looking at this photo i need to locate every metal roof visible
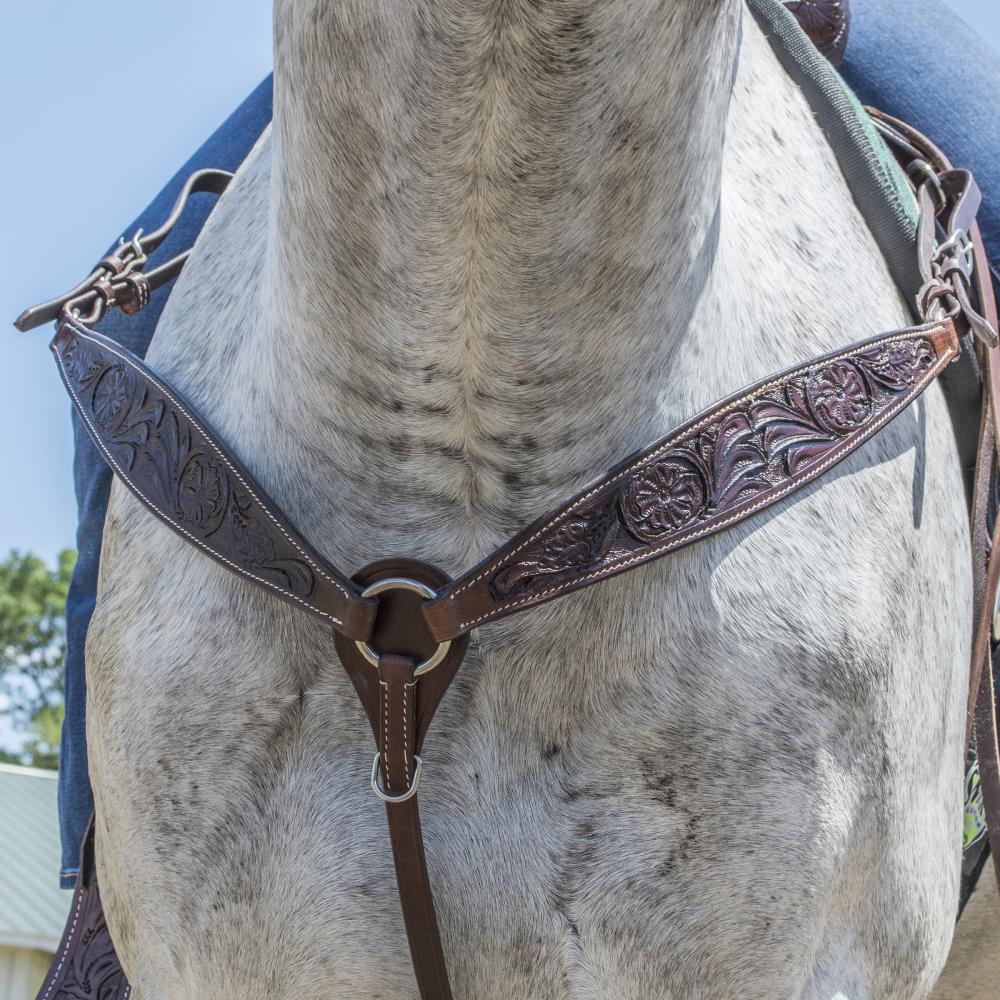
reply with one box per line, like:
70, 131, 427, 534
0, 764, 70, 951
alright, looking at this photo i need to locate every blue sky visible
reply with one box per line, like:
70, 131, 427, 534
1, 1, 272, 569
0, 1, 997, 752
0, 1, 271, 751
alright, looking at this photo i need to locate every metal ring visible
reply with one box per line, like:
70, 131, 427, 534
371, 753, 423, 803
354, 577, 451, 676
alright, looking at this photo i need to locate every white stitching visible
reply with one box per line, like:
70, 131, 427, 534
69, 322, 355, 603
54, 341, 345, 628
40, 884, 84, 999
380, 679, 391, 792
455, 341, 956, 631
403, 680, 415, 787
447, 326, 949, 602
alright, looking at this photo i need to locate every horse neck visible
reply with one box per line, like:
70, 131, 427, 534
260, 0, 740, 563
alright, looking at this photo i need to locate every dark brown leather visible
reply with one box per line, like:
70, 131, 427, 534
970, 231, 1000, 895
334, 559, 470, 1000
965, 231, 1000, 742
49, 317, 377, 641
381, 795, 453, 1000
423, 320, 960, 642
35, 818, 131, 1000
333, 559, 470, 751
872, 107, 1000, 896
785, 0, 851, 66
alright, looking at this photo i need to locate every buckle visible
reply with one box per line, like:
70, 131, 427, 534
15, 228, 152, 330
354, 577, 451, 676
64, 231, 150, 325
918, 228, 999, 349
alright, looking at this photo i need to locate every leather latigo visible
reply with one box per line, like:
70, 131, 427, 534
50, 317, 375, 640
425, 322, 959, 641
784, 0, 851, 66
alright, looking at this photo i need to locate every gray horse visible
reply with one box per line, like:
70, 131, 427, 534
85, 1, 972, 996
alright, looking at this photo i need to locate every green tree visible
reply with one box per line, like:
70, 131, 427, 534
0, 549, 75, 768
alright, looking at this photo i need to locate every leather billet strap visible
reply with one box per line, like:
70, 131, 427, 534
872, 108, 1000, 898
423, 320, 961, 641
50, 318, 377, 640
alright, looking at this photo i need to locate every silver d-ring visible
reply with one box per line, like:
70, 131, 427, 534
354, 577, 451, 676
371, 752, 423, 803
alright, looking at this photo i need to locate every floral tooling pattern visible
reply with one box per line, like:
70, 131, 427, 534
488, 336, 936, 600
58, 330, 316, 600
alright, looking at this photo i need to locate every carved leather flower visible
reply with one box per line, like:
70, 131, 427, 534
784, 1, 850, 64
177, 454, 228, 533
64, 340, 104, 388
92, 365, 132, 430
861, 339, 934, 390
806, 361, 872, 433
620, 457, 707, 543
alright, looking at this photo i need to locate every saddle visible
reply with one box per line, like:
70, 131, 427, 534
17, 2, 1000, 998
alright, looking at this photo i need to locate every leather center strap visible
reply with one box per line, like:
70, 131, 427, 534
377, 654, 420, 797
333, 558, 470, 751
333, 559, 470, 1000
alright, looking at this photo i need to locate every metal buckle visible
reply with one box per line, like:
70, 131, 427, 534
371, 752, 423, 803
920, 228, 1000, 348
354, 577, 451, 676
936, 230, 975, 278
63, 229, 151, 326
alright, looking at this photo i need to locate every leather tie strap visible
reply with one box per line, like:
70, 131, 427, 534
14, 169, 235, 333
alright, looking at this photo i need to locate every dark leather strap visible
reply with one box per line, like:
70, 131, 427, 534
14, 169, 234, 333
970, 232, 1000, 895
872, 108, 1000, 897
34, 819, 131, 1000
423, 320, 961, 642
333, 559, 471, 1000
49, 317, 377, 641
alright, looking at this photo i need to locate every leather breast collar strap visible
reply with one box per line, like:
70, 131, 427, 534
17, 118, 1000, 999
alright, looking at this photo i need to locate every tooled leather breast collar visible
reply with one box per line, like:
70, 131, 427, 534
16, 15, 1000, 999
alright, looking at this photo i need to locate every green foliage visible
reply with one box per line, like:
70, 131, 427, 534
19, 702, 64, 771
0, 549, 75, 768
